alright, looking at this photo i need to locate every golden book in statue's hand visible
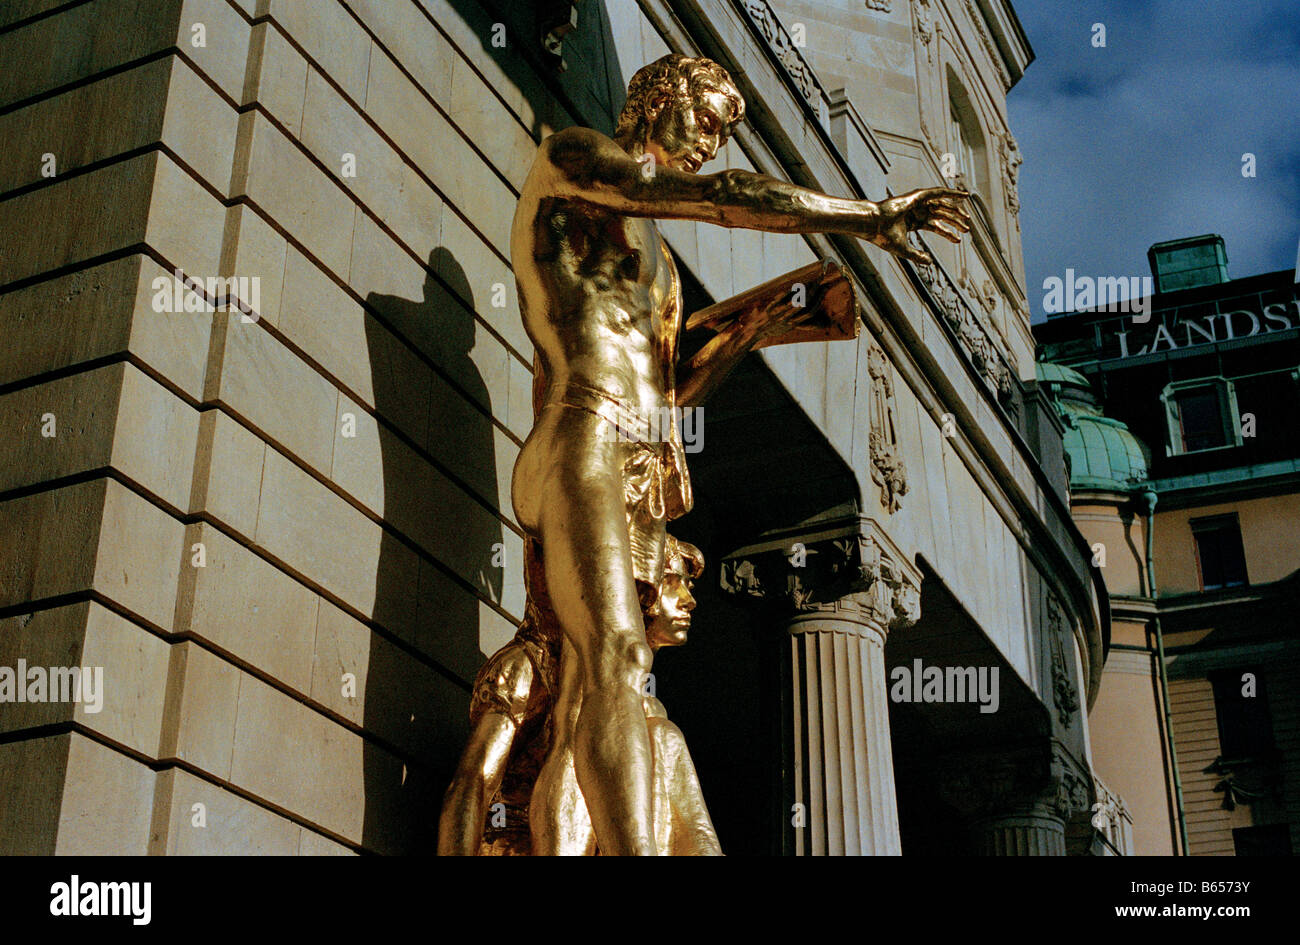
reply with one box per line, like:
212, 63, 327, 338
685, 258, 862, 350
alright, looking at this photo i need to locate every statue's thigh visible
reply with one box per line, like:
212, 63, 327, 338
538, 444, 645, 649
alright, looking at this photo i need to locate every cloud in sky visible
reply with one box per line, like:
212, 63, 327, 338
1007, 1, 1300, 321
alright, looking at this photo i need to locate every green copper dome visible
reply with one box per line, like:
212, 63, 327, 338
1061, 414, 1150, 491
1035, 361, 1091, 389
1036, 361, 1150, 492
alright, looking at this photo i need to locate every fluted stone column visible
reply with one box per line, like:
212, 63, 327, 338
940, 740, 1093, 856
722, 518, 921, 856
971, 809, 1067, 856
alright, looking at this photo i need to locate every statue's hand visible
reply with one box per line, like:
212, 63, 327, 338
868, 187, 972, 265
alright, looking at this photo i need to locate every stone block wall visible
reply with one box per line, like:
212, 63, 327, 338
0, 0, 567, 855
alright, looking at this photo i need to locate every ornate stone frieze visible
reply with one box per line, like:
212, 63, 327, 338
960, 271, 979, 306
1053, 751, 1092, 820
913, 252, 1016, 409
866, 0, 893, 11
1047, 596, 1080, 728
867, 343, 908, 513
721, 520, 921, 630
1091, 777, 1129, 828
737, 0, 829, 122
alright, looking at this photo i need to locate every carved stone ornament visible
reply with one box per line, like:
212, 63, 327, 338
720, 521, 921, 630
1047, 596, 1079, 728
914, 0, 934, 63
998, 131, 1023, 216
979, 279, 998, 315
912, 249, 1017, 410
960, 271, 979, 306
1052, 750, 1092, 820
867, 343, 908, 512
740, 1, 829, 120
1091, 778, 1129, 832
866, 0, 893, 11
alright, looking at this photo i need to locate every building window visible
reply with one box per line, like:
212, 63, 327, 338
1207, 668, 1272, 760
1192, 515, 1249, 590
1232, 824, 1291, 855
1162, 377, 1241, 455
946, 72, 988, 197
949, 100, 977, 188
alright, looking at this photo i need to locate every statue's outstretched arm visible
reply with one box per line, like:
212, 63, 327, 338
541, 126, 971, 262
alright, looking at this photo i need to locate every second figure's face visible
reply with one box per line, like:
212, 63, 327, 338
644, 86, 733, 174
645, 567, 697, 649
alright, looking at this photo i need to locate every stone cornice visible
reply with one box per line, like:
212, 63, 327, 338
720, 516, 922, 630
959, 0, 1012, 91
970, 0, 1035, 85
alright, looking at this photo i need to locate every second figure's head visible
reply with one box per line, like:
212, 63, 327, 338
645, 534, 705, 649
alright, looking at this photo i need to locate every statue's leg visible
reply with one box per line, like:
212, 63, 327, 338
652, 718, 723, 856
530, 407, 658, 855
529, 638, 596, 855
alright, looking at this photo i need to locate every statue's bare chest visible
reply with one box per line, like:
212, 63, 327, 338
542, 205, 667, 287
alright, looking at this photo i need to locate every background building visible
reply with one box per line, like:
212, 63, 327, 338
1036, 234, 1300, 855
0, 0, 1109, 855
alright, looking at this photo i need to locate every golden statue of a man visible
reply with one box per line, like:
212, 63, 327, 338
509, 53, 969, 855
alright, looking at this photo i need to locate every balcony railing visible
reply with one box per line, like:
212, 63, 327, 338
1091, 776, 1133, 855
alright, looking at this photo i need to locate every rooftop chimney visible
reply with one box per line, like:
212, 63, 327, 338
1147, 234, 1229, 293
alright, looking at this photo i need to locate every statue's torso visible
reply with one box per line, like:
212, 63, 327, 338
513, 182, 683, 418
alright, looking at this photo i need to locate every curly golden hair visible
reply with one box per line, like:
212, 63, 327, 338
614, 54, 745, 140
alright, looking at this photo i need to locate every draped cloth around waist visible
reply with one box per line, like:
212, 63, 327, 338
543, 381, 694, 590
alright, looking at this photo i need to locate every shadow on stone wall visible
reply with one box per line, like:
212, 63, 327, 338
362, 248, 502, 853
448, 0, 625, 139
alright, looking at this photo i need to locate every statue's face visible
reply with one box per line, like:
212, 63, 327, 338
643, 85, 734, 174
645, 565, 697, 648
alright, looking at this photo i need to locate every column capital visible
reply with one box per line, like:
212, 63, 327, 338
936, 739, 1093, 823
719, 516, 921, 631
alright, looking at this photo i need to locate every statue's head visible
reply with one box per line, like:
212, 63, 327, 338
615, 54, 744, 174
645, 535, 705, 649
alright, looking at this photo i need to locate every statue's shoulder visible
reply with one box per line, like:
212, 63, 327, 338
542, 124, 606, 150
536, 125, 622, 176
522, 127, 604, 214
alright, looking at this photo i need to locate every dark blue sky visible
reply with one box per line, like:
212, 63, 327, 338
1007, 1, 1300, 321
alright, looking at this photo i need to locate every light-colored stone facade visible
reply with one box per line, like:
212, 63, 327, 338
0, 0, 1104, 854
